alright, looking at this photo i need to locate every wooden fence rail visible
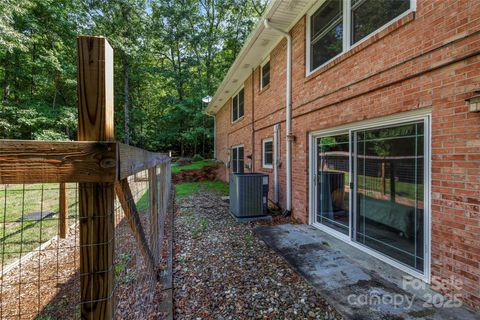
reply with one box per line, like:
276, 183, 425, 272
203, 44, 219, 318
0, 36, 171, 320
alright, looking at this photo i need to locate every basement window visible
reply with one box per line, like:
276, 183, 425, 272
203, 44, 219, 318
261, 60, 270, 89
262, 138, 273, 168
307, 0, 413, 74
231, 145, 244, 173
232, 88, 244, 122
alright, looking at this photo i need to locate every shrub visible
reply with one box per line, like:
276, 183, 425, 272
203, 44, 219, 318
192, 154, 204, 162
176, 157, 192, 166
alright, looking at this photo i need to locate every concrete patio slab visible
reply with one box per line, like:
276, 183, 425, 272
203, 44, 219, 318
254, 224, 479, 320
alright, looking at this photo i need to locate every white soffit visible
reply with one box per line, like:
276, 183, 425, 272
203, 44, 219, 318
206, 0, 315, 115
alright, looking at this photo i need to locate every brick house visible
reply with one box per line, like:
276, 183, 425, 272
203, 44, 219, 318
205, 0, 480, 309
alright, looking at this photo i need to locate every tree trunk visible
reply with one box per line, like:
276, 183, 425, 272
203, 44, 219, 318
2, 52, 10, 103
52, 72, 59, 108
202, 118, 206, 156
123, 54, 130, 145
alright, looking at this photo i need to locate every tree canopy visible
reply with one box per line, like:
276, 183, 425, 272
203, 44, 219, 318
0, 0, 267, 155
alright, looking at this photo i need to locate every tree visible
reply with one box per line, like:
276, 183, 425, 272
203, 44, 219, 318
0, 0, 267, 156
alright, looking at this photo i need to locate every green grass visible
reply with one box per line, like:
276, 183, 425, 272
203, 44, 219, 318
175, 180, 228, 199
191, 216, 209, 238
171, 160, 216, 174
136, 189, 150, 212
0, 183, 77, 265
0, 182, 149, 266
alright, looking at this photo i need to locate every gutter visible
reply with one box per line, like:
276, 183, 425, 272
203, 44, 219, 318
264, 19, 292, 215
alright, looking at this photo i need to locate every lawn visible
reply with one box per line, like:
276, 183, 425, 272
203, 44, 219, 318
0, 182, 149, 267
175, 180, 228, 199
171, 160, 216, 174
0, 183, 77, 265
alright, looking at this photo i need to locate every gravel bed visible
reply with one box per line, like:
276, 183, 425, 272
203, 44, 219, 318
173, 191, 342, 320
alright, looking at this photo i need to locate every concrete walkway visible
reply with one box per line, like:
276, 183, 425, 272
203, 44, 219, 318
254, 224, 479, 320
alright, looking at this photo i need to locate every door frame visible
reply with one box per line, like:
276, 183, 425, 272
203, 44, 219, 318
308, 109, 432, 282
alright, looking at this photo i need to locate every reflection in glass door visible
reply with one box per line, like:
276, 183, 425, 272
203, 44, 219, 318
354, 122, 425, 272
316, 134, 350, 235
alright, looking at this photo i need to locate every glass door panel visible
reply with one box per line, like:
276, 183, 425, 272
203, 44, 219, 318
316, 134, 350, 235
354, 122, 425, 272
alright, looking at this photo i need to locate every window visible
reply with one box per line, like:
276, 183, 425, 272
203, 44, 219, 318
351, 0, 410, 44
262, 138, 273, 168
308, 0, 412, 73
310, 0, 343, 70
232, 88, 244, 122
261, 60, 270, 89
231, 145, 244, 173
312, 114, 430, 276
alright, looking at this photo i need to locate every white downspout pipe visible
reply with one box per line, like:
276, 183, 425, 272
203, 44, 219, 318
264, 19, 292, 214
273, 124, 280, 204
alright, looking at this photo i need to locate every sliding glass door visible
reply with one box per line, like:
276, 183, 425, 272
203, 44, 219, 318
315, 134, 350, 235
313, 118, 428, 274
354, 122, 425, 272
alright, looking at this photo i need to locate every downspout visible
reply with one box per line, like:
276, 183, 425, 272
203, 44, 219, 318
251, 68, 255, 172
273, 123, 280, 204
264, 19, 292, 216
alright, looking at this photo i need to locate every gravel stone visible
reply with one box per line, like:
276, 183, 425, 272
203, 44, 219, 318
174, 191, 343, 320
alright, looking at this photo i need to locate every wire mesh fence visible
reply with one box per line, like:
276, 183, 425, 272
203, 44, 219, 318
0, 167, 171, 319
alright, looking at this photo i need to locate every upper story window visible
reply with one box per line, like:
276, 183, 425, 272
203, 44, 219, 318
261, 60, 270, 89
351, 0, 410, 44
310, 0, 343, 70
308, 0, 413, 73
232, 88, 244, 122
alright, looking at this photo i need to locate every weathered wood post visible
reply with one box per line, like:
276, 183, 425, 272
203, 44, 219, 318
149, 166, 159, 264
77, 36, 116, 319
58, 182, 68, 238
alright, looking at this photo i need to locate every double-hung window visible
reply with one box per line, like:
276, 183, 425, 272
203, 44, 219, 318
232, 88, 244, 122
262, 138, 273, 168
261, 60, 270, 89
231, 145, 244, 173
310, 0, 344, 70
308, 0, 412, 73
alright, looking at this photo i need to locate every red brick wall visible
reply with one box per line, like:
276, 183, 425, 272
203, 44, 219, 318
215, 0, 480, 308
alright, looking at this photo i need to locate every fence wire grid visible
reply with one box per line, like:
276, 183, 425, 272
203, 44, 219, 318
0, 169, 170, 319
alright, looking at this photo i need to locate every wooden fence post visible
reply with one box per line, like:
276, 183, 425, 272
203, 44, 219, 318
149, 167, 159, 264
59, 183, 68, 238
77, 36, 115, 320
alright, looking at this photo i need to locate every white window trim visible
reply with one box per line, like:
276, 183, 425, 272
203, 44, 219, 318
231, 144, 244, 173
308, 108, 431, 283
260, 58, 270, 90
262, 138, 273, 169
231, 87, 245, 123
306, 0, 416, 76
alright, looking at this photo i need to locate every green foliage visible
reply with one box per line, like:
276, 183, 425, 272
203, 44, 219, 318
192, 154, 205, 162
175, 180, 228, 198
192, 216, 209, 238
0, 0, 267, 154
171, 160, 216, 173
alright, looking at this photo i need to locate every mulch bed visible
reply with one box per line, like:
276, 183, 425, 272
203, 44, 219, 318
173, 191, 342, 319
172, 165, 219, 184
